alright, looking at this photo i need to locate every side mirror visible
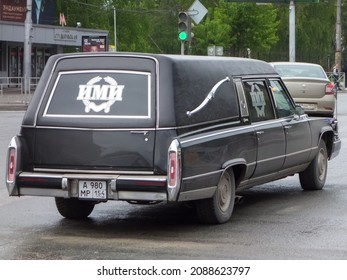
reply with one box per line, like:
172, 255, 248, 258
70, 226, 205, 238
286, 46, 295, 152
295, 105, 305, 116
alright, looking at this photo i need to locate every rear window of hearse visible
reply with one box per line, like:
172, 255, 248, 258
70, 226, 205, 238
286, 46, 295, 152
43, 70, 151, 118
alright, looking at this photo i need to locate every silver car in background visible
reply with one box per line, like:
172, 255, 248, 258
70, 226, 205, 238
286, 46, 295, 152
270, 62, 336, 117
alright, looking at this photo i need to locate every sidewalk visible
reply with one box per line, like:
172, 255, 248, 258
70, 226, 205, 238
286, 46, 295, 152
0, 88, 33, 111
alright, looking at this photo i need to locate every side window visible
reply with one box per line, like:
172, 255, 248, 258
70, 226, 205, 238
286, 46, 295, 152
269, 80, 295, 118
243, 80, 275, 122
234, 78, 249, 118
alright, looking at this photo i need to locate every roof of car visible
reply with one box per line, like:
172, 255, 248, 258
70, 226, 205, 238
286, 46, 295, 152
270, 62, 323, 68
47, 52, 279, 77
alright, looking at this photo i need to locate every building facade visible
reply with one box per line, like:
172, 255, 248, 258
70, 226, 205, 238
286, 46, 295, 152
0, 0, 108, 80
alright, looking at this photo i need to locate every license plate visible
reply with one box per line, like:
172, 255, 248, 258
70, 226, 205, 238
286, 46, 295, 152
78, 180, 107, 200
297, 103, 316, 110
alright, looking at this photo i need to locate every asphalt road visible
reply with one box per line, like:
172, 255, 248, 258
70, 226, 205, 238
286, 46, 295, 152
0, 95, 346, 260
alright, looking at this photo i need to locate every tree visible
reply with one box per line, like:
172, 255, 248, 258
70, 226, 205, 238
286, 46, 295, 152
267, 2, 335, 69
191, 1, 279, 57
54, 0, 340, 68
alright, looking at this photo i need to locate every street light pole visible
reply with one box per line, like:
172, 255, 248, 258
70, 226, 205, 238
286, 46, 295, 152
24, 0, 32, 99
113, 7, 117, 51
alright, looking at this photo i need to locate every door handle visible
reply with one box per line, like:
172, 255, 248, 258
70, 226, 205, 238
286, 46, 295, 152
256, 131, 264, 135
130, 131, 149, 136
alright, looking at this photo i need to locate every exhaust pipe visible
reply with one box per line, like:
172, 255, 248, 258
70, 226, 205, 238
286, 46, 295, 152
235, 195, 245, 205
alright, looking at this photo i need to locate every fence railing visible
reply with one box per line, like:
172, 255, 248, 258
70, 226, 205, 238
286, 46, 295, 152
326, 72, 346, 89
0, 77, 39, 96
1, 72, 346, 97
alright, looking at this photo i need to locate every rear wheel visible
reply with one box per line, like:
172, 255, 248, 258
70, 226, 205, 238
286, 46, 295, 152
195, 170, 236, 224
55, 198, 95, 219
299, 140, 328, 190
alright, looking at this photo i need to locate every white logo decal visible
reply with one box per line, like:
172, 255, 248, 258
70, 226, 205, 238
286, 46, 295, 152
250, 84, 266, 117
77, 76, 125, 113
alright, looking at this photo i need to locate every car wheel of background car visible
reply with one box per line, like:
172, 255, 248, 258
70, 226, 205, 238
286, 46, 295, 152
299, 140, 328, 190
55, 197, 95, 219
195, 170, 236, 224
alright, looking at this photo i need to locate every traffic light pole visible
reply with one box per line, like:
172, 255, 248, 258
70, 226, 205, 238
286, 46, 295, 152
178, 11, 191, 55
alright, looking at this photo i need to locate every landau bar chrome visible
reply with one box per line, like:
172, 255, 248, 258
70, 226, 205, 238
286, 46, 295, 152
186, 76, 230, 117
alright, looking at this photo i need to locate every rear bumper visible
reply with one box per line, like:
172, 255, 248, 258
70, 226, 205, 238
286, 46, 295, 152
294, 95, 335, 116
330, 136, 341, 160
12, 172, 174, 202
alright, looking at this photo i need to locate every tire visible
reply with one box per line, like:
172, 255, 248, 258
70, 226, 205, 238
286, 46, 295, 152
299, 140, 328, 190
55, 197, 95, 219
195, 170, 236, 224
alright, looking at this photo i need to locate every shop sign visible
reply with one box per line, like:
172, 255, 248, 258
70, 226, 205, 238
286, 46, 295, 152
0, 0, 26, 22
54, 29, 78, 42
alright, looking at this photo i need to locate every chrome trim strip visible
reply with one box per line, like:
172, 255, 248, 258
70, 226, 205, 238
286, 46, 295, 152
182, 169, 223, 181
32, 126, 157, 132
284, 147, 314, 159
117, 175, 166, 182
154, 56, 160, 129
32, 168, 154, 175
19, 188, 67, 198
118, 191, 166, 201
19, 172, 64, 179
180, 125, 251, 145
256, 154, 285, 164
19, 172, 166, 183
18, 188, 167, 201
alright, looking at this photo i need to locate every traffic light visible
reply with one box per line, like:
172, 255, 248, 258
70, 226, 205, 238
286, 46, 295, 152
178, 11, 192, 42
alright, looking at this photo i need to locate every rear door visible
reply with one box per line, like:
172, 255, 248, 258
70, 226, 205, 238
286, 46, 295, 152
243, 79, 286, 178
34, 55, 157, 171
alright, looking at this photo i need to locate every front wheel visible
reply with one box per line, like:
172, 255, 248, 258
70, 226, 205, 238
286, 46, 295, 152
299, 140, 328, 190
55, 198, 95, 219
195, 170, 236, 224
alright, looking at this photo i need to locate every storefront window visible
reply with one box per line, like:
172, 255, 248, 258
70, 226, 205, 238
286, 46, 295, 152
36, 48, 44, 77
9, 47, 19, 84
0, 43, 4, 71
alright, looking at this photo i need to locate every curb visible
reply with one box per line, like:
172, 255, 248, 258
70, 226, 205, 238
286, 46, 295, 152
0, 104, 28, 111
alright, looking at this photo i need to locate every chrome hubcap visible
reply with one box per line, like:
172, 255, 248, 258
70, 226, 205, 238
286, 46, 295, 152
217, 174, 231, 213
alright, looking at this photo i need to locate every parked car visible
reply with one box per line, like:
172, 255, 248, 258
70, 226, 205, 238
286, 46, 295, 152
5, 53, 341, 224
270, 62, 336, 117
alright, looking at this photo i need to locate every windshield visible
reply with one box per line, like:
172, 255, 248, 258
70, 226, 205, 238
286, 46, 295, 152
273, 64, 327, 79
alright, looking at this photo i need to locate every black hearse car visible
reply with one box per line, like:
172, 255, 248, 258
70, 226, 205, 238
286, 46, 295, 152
6, 53, 341, 224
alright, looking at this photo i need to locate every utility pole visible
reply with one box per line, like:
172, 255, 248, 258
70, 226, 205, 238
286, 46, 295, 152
335, 0, 342, 71
113, 7, 117, 51
24, 0, 32, 99
289, 0, 295, 62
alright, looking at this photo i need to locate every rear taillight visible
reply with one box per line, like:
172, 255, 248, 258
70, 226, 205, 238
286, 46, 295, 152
168, 151, 177, 187
167, 140, 181, 201
7, 148, 16, 183
325, 83, 335, 95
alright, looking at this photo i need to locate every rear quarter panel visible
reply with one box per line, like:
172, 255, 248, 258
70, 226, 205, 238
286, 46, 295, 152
179, 123, 257, 193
